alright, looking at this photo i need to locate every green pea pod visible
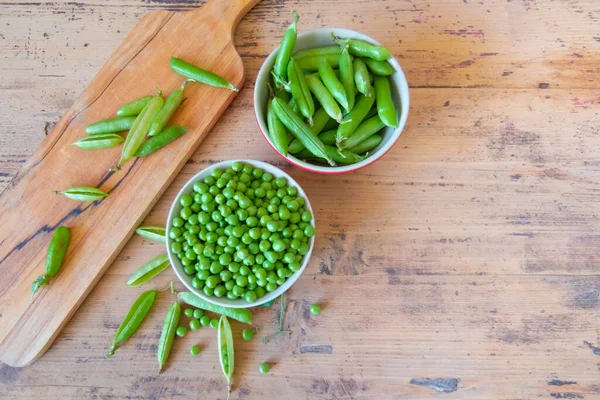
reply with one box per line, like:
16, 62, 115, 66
305, 74, 343, 123
347, 134, 383, 154
363, 58, 395, 76
136, 226, 166, 243
127, 254, 170, 286
287, 58, 314, 123
333, 34, 392, 61
117, 96, 153, 117
297, 145, 364, 165
288, 108, 332, 154
178, 292, 253, 324
318, 61, 349, 111
374, 76, 398, 128
353, 58, 372, 96
365, 106, 378, 120
108, 290, 157, 357
271, 76, 290, 102
134, 125, 187, 157
31, 226, 70, 295
52, 186, 108, 202
157, 302, 181, 373
267, 98, 289, 156
293, 46, 340, 60
322, 116, 339, 132
72, 133, 124, 149
218, 315, 235, 398
338, 115, 385, 150
273, 10, 299, 83
288, 97, 298, 113
271, 97, 334, 166
86, 116, 137, 135
336, 90, 376, 144
319, 129, 337, 146
148, 86, 185, 136
170, 57, 238, 91
339, 46, 355, 112
114, 95, 164, 170
295, 54, 340, 72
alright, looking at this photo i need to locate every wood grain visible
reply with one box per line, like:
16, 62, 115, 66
1, 0, 599, 399
0, 0, 260, 367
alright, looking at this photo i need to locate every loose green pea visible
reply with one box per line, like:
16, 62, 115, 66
176, 326, 188, 337
259, 362, 270, 374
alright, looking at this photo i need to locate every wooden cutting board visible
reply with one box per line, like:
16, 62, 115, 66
0, 0, 260, 368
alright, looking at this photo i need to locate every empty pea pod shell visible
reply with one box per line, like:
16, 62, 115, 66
178, 292, 253, 324
135, 226, 166, 243
127, 254, 170, 286
108, 290, 157, 357
117, 96, 153, 117
218, 315, 235, 396
52, 186, 108, 202
86, 116, 137, 135
72, 133, 124, 149
158, 302, 181, 373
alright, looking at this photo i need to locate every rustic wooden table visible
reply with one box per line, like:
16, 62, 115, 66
1, 0, 599, 399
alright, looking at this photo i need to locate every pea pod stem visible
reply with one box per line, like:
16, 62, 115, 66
108, 290, 157, 357
72, 133, 124, 150
177, 292, 253, 324
170, 57, 238, 91
32, 226, 70, 296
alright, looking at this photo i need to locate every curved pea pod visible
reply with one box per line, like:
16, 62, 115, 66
134, 125, 187, 157
336, 89, 376, 144
170, 57, 238, 91
305, 74, 343, 123
271, 97, 335, 166
86, 116, 137, 135
127, 254, 170, 286
338, 115, 385, 150
117, 96, 153, 117
178, 292, 253, 324
374, 76, 398, 128
108, 290, 157, 357
157, 302, 181, 373
363, 58, 395, 76
297, 145, 364, 165
218, 315, 235, 398
52, 186, 108, 202
72, 133, 124, 149
287, 58, 314, 123
339, 46, 355, 112
288, 108, 332, 154
267, 98, 289, 156
347, 134, 383, 155
294, 54, 340, 72
114, 95, 164, 170
333, 34, 392, 61
318, 61, 349, 111
136, 226, 166, 243
148, 86, 185, 137
273, 10, 299, 83
31, 226, 70, 295
353, 58, 372, 96
293, 45, 340, 60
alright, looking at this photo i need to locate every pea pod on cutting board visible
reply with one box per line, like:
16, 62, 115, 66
134, 126, 188, 157
157, 302, 180, 373
31, 226, 70, 295
86, 116, 136, 135
273, 10, 299, 83
177, 292, 253, 324
116, 96, 153, 117
126, 254, 170, 286
148, 84, 186, 137
72, 133, 124, 150
347, 134, 383, 155
108, 290, 157, 357
170, 57, 238, 91
136, 226, 166, 243
52, 186, 108, 202
374, 76, 398, 128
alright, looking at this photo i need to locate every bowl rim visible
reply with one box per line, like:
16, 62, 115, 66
254, 27, 410, 174
165, 159, 316, 309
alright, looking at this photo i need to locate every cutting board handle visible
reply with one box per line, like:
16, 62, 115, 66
195, 0, 262, 33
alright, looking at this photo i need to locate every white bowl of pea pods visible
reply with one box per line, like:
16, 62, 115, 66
254, 26, 410, 174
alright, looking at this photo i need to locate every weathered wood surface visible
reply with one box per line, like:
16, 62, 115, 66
1, 0, 599, 398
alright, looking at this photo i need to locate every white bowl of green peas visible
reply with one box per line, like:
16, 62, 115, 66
254, 26, 410, 174
166, 160, 316, 308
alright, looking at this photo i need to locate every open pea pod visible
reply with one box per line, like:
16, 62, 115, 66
126, 254, 170, 286
218, 315, 235, 398
135, 226, 166, 243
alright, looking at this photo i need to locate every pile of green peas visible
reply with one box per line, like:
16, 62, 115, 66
169, 161, 314, 303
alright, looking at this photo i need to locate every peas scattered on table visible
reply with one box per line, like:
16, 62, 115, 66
242, 328, 254, 341
309, 304, 321, 315
189, 319, 201, 331
190, 345, 201, 356
170, 162, 314, 303
259, 362, 270, 374
200, 315, 211, 326
193, 309, 204, 319
184, 308, 194, 318
176, 326, 188, 337
210, 318, 219, 329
